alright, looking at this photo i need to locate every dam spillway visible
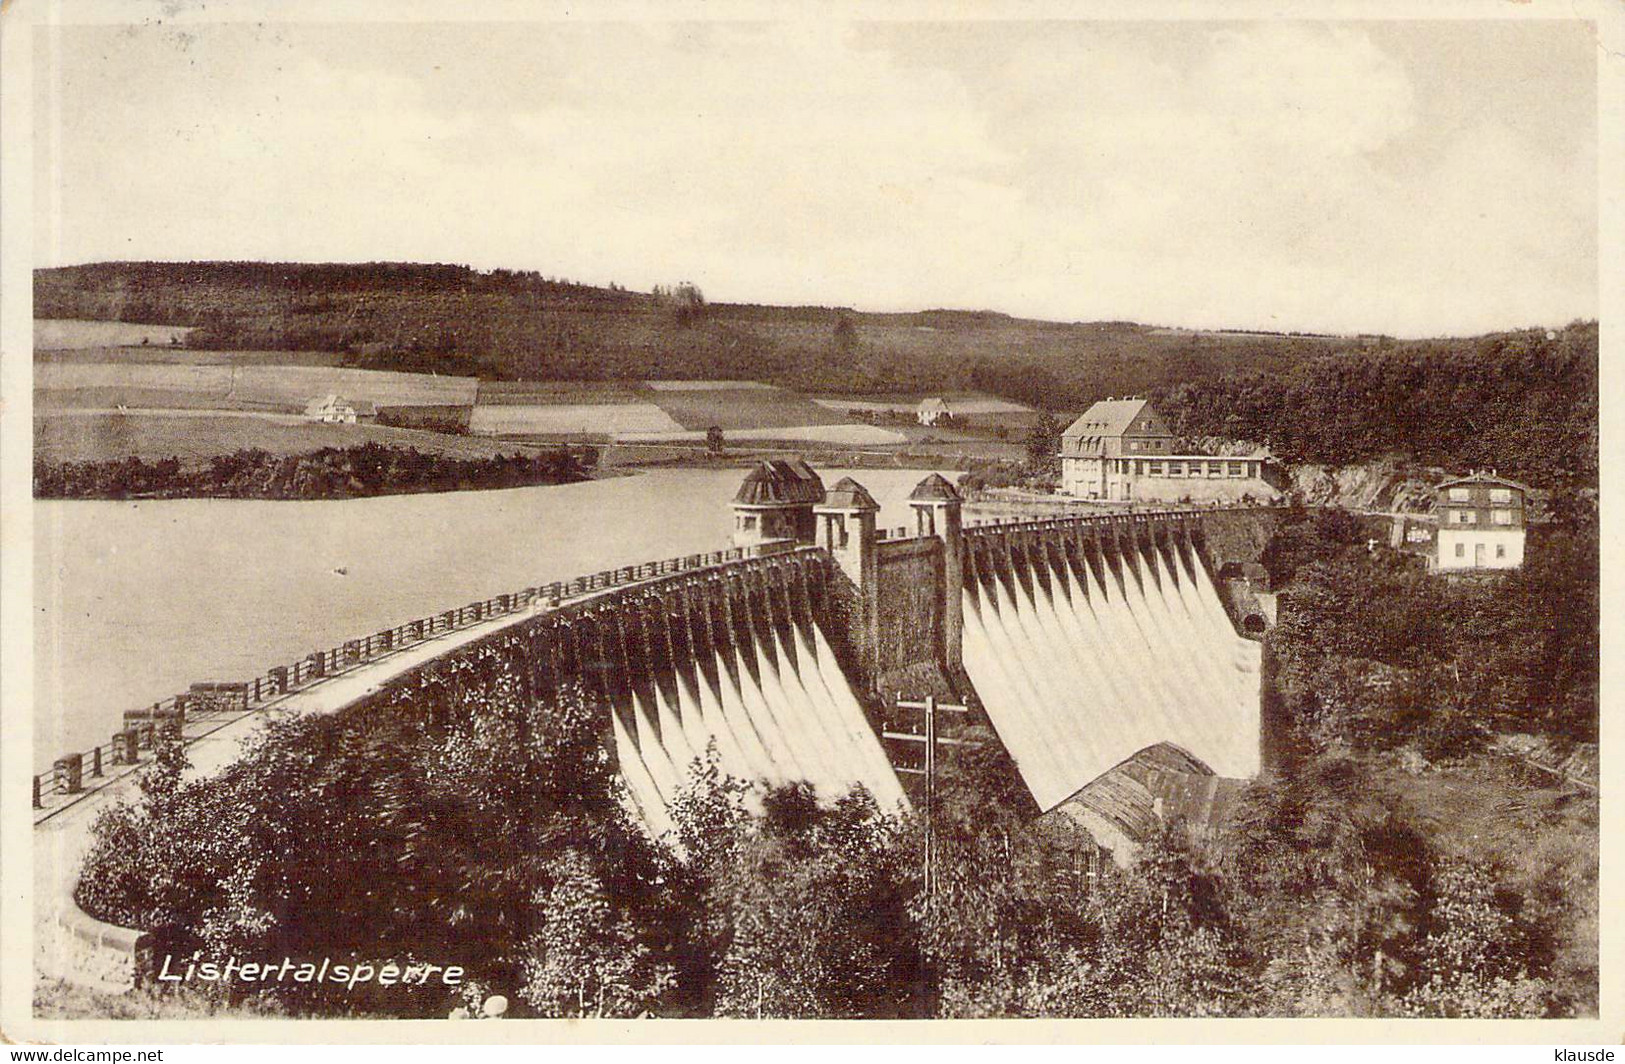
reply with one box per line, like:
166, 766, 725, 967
960, 523, 1261, 811
590, 556, 908, 836
35, 464, 1282, 992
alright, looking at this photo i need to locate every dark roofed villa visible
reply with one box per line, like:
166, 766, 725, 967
1059, 397, 1280, 504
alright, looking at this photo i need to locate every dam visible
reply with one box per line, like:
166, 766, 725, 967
34, 462, 1279, 990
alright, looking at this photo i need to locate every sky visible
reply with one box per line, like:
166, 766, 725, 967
31, 18, 1599, 337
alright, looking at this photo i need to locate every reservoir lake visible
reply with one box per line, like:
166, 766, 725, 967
33, 467, 941, 768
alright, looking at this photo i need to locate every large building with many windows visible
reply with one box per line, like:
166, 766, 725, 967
1058, 397, 1279, 504
1434, 472, 1530, 571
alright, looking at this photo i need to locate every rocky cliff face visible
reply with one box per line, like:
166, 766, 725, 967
1289, 458, 1445, 514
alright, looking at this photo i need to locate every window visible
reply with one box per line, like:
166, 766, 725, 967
1455, 510, 1478, 525
1496, 544, 1506, 559
1492, 509, 1512, 526
1490, 488, 1512, 504
1455, 543, 1465, 558
1209, 461, 1222, 478
1149, 462, 1164, 475
1228, 462, 1244, 477
1449, 487, 1469, 502
741, 515, 757, 530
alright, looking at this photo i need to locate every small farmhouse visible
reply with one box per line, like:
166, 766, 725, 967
917, 397, 952, 426
1058, 397, 1278, 504
303, 395, 376, 425
1434, 471, 1530, 571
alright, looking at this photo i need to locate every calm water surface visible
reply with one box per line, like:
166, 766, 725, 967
33, 467, 939, 766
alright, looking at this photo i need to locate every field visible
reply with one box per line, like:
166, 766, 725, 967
35, 387, 250, 413
469, 379, 887, 440
643, 385, 850, 432
34, 413, 562, 468
617, 424, 907, 445
643, 379, 779, 391
469, 403, 683, 436
475, 380, 647, 404
36, 345, 347, 367
810, 395, 1035, 416
35, 318, 195, 349
35, 362, 479, 412
31, 314, 1036, 467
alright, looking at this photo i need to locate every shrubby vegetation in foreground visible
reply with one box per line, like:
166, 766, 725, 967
34, 442, 593, 500
78, 504, 1598, 1021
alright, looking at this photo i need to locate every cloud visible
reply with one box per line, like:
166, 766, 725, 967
33, 20, 1596, 336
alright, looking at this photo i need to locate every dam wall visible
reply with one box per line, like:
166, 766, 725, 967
958, 514, 1262, 811
35, 542, 905, 991
352, 547, 908, 838
873, 535, 946, 688
1200, 506, 1285, 578
38, 464, 1283, 992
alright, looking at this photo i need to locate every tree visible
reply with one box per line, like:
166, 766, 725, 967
75, 675, 674, 1017
833, 315, 858, 355
668, 773, 920, 1019
519, 850, 675, 1017
1396, 859, 1550, 1018
1024, 413, 1062, 476
1216, 758, 1433, 1016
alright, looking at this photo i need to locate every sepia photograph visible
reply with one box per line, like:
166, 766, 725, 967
2, 0, 1614, 1043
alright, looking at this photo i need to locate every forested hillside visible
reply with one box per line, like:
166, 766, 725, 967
38, 263, 1597, 489
35, 261, 1354, 400
1152, 323, 1598, 492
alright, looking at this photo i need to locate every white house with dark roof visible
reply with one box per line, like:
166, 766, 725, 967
1058, 397, 1278, 503
916, 397, 952, 426
1435, 471, 1531, 571
303, 394, 376, 424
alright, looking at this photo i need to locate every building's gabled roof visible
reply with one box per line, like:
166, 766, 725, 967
1045, 744, 1247, 863
1436, 471, 1534, 495
304, 393, 352, 415
1061, 397, 1155, 440
908, 472, 962, 503
819, 476, 880, 512
734, 458, 826, 507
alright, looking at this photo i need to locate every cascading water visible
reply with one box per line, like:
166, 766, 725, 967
961, 534, 1260, 812
604, 580, 908, 837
